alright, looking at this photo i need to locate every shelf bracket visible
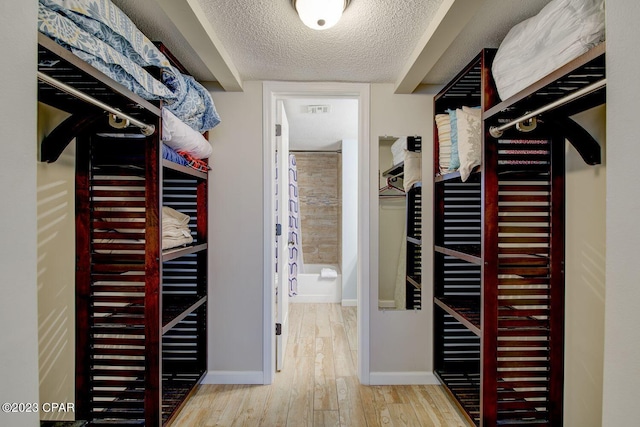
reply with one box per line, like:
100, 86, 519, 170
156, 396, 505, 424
40, 112, 103, 163
549, 116, 602, 165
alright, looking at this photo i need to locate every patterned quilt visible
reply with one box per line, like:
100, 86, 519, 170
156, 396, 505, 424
38, 0, 220, 132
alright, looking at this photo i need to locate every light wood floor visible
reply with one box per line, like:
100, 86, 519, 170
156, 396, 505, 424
172, 303, 472, 426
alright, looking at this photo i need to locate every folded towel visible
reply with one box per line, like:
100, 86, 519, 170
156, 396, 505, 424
320, 268, 338, 279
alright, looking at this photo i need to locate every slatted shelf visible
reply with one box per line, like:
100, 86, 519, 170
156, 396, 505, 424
434, 45, 573, 426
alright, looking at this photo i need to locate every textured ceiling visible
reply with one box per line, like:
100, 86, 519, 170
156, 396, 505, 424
423, 0, 551, 84
112, 0, 553, 150
197, 0, 444, 83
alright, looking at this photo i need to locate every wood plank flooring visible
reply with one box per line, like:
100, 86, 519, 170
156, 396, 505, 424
172, 303, 472, 426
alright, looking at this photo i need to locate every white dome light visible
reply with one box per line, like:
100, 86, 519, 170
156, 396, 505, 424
293, 0, 349, 31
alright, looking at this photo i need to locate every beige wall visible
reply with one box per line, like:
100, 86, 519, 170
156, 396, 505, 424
295, 152, 341, 266
564, 106, 606, 426
36, 105, 76, 421
207, 81, 266, 379
369, 83, 435, 379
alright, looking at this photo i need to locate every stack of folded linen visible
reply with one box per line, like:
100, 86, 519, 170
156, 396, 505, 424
162, 206, 193, 250
390, 137, 408, 167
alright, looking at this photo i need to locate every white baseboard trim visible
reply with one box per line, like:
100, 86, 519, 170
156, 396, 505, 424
202, 371, 265, 385
290, 295, 341, 303
369, 371, 441, 385
378, 300, 396, 309
341, 299, 357, 306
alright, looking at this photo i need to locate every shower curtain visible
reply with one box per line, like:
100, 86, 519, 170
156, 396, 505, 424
288, 154, 305, 296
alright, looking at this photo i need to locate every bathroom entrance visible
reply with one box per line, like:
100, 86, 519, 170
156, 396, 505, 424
263, 82, 371, 382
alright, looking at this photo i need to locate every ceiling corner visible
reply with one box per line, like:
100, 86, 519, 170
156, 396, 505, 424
153, 0, 243, 92
393, 0, 486, 94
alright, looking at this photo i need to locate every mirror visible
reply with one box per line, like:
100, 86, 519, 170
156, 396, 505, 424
378, 136, 422, 310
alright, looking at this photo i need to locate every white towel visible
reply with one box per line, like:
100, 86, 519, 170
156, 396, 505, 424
320, 268, 338, 279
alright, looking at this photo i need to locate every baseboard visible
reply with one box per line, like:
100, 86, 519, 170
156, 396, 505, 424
378, 299, 396, 308
202, 371, 265, 385
341, 298, 357, 306
369, 371, 441, 385
290, 295, 341, 303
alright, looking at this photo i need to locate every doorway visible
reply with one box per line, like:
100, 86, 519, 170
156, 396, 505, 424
262, 82, 371, 384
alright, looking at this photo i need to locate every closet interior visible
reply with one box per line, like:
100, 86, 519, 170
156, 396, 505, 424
38, 27, 211, 426
432, 43, 605, 426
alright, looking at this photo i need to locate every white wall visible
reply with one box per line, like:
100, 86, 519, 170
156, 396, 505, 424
206, 81, 266, 383
0, 2, 40, 427
602, 2, 640, 425
369, 83, 436, 383
341, 138, 358, 304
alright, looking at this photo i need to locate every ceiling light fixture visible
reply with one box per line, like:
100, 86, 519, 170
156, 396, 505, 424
292, 0, 351, 31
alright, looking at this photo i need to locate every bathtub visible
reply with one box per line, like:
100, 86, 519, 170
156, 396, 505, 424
290, 264, 342, 303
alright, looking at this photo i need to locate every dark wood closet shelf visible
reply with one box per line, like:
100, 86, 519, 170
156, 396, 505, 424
162, 295, 207, 334
434, 168, 481, 183
162, 243, 208, 262
434, 370, 480, 426
485, 43, 606, 120
38, 33, 160, 117
435, 297, 481, 336
407, 236, 422, 246
407, 276, 421, 291
433, 43, 570, 425
434, 245, 481, 265
162, 372, 206, 424
163, 159, 208, 180
382, 161, 404, 178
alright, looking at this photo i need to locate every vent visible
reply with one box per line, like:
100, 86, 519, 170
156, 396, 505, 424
306, 105, 330, 114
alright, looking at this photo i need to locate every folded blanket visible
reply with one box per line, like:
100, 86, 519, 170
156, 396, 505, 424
162, 206, 193, 250
38, 0, 221, 132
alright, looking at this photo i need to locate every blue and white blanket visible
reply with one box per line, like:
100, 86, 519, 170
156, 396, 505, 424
38, 0, 220, 132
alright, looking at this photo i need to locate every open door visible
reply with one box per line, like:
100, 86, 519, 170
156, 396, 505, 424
275, 100, 290, 371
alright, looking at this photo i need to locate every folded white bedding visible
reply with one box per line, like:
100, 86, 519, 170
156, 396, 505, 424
391, 137, 407, 166
492, 0, 605, 101
162, 108, 212, 159
162, 206, 193, 250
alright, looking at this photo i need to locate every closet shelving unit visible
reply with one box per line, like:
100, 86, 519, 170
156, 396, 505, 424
381, 136, 422, 309
433, 45, 605, 426
38, 33, 208, 426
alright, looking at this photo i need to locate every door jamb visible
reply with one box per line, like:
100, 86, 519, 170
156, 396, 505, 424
262, 81, 371, 384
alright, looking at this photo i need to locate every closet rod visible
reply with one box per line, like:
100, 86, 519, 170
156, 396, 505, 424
489, 78, 606, 138
37, 71, 156, 136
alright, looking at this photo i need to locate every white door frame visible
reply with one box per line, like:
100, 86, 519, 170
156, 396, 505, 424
262, 81, 371, 385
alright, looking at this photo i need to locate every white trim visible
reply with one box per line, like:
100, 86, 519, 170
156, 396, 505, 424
290, 295, 341, 304
369, 372, 441, 386
262, 81, 371, 385
203, 371, 265, 385
378, 300, 396, 308
341, 299, 357, 307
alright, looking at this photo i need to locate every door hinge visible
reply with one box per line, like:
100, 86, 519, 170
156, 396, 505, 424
276, 223, 282, 236
275, 323, 282, 336
275, 124, 282, 137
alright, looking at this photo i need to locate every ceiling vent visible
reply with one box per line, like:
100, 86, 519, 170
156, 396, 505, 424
306, 105, 331, 114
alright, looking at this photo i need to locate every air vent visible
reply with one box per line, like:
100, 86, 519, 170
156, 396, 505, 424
306, 105, 330, 114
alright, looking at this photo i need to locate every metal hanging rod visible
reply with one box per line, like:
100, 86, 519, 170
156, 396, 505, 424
489, 78, 606, 138
37, 71, 156, 136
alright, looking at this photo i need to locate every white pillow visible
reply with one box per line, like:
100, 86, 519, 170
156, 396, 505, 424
456, 106, 482, 182
492, 0, 605, 100
403, 150, 422, 191
161, 108, 212, 159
